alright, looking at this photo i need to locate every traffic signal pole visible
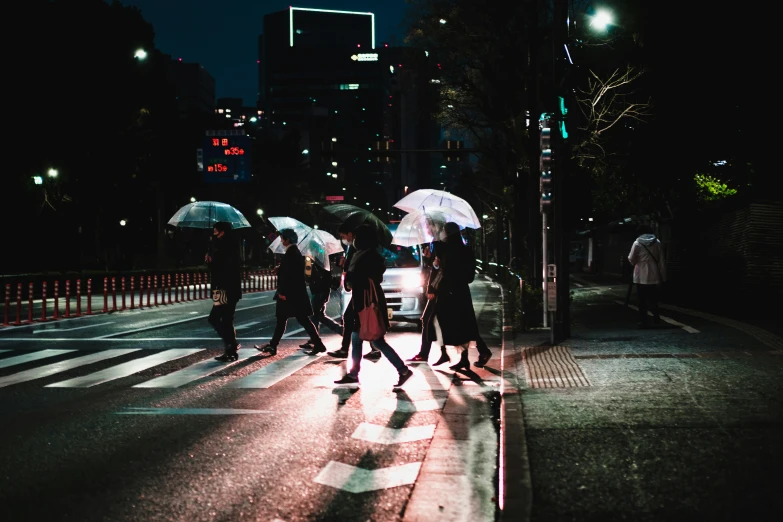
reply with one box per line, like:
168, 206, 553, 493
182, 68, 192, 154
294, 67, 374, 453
551, 0, 571, 343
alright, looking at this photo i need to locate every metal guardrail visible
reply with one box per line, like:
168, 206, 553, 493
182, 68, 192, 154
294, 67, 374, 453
478, 260, 527, 331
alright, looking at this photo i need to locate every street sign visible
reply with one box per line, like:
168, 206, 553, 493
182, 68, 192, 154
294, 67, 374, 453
547, 264, 557, 278
547, 282, 557, 311
325, 195, 344, 201
201, 132, 251, 183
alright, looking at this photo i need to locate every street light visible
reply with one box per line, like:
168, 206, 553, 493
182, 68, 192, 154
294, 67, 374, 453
190, 197, 196, 203
590, 9, 613, 31
256, 208, 264, 216
47, 168, 58, 178
134, 48, 147, 60
439, 18, 446, 24
119, 219, 127, 227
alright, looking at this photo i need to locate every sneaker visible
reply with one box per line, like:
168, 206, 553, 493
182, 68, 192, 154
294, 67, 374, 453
334, 374, 359, 384
328, 349, 349, 358
394, 368, 413, 388
363, 350, 382, 360
407, 354, 428, 363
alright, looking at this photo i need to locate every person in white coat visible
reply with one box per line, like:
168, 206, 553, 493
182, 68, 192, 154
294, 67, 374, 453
628, 225, 666, 327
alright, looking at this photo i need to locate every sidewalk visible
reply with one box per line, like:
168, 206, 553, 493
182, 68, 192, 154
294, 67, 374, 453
498, 273, 783, 521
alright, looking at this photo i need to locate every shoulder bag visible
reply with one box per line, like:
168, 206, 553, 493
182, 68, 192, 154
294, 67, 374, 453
358, 279, 387, 341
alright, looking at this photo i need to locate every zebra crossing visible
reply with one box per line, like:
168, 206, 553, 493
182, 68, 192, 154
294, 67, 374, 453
0, 346, 475, 392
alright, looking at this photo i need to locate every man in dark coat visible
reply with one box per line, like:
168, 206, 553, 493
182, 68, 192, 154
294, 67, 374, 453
255, 229, 327, 356
207, 221, 243, 361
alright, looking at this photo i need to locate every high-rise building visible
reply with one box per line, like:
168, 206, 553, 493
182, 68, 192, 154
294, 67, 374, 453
164, 55, 216, 119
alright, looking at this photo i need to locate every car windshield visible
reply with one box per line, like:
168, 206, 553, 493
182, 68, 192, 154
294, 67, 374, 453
380, 245, 421, 268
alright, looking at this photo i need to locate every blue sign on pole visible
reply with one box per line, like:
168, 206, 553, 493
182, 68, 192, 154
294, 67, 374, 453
200, 133, 251, 183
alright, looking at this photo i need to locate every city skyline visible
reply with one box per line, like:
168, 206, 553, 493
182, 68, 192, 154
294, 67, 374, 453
120, 0, 409, 105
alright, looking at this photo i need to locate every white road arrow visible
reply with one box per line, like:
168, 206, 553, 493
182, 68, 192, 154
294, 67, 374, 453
352, 422, 436, 445
314, 461, 421, 493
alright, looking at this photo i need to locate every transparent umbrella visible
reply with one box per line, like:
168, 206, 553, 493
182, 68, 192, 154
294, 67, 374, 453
391, 207, 470, 247
268, 218, 343, 270
393, 189, 481, 228
168, 201, 251, 229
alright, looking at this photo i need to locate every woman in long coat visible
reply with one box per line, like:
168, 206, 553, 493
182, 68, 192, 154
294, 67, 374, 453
434, 222, 482, 370
255, 229, 326, 356
333, 224, 413, 388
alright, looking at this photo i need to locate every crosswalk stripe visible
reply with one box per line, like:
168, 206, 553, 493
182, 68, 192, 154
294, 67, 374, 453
235, 321, 261, 330
0, 349, 140, 388
351, 423, 436, 444
134, 348, 259, 388
45, 349, 202, 388
0, 349, 76, 369
228, 351, 323, 389
115, 407, 272, 415
314, 461, 421, 493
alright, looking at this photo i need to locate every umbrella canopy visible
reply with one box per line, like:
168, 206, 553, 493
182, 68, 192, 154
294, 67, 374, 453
393, 189, 481, 228
321, 204, 392, 247
168, 201, 251, 229
391, 207, 470, 247
268, 228, 343, 270
268, 216, 312, 243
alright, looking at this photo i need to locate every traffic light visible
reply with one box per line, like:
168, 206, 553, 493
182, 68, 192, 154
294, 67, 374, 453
539, 120, 552, 213
373, 140, 392, 163
444, 140, 465, 162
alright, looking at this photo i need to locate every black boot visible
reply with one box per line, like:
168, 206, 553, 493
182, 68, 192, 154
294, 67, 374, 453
449, 349, 470, 371
433, 348, 450, 366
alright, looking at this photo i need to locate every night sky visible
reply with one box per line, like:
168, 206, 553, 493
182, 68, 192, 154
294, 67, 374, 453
120, 0, 409, 106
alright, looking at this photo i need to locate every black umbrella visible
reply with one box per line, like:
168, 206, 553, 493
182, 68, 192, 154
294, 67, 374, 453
321, 204, 392, 247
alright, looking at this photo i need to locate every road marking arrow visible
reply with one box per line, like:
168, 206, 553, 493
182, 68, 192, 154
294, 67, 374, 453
314, 461, 421, 493
352, 422, 435, 444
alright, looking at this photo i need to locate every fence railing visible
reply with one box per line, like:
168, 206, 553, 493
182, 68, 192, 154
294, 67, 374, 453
479, 259, 536, 331
2, 270, 277, 327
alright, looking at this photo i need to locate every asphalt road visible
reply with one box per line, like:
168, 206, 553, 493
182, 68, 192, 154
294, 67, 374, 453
0, 281, 504, 522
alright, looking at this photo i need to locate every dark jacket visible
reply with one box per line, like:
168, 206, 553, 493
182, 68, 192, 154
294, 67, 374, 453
276, 246, 313, 318
435, 240, 479, 346
209, 234, 242, 301
345, 248, 390, 332
308, 262, 332, 295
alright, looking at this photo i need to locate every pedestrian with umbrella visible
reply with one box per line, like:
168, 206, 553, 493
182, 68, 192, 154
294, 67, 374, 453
255, 229, 328, 356
207, 222, 243, 362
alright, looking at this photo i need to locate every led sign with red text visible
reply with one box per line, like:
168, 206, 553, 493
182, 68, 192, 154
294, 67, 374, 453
201, 134, 251, 183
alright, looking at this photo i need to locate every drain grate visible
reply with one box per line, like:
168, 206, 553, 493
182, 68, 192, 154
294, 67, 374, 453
521, 345, 591, 388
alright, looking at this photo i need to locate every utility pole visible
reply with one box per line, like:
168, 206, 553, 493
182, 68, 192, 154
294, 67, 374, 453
551, 0, 571, 342
526, 0, 540, 292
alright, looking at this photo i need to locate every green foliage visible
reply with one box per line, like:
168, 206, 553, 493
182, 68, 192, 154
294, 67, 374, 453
694, 174, 738, 201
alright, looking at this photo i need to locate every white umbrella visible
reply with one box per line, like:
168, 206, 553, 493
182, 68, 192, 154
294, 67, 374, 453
168, 201, 251, 229
268, 216, 312, 241
393, 189, 481, 228
268, 221, 343, 270
391, 207, 470, 247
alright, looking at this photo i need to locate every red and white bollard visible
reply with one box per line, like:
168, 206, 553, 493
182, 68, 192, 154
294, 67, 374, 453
3, 284, 10, 326
111, 277, 117, 312
103, 277, 109, 313
154, 275, 159, 306
198, 273, 204, 299
121, 277, 127, 310
27, 282, 33, 323
15, 283, 22, 326
53, 280, 60, 320
86, 279, 93, 315
65, 280, 71, 318
174, 274, 179, 303
167, 274, 172, 304
146, 276, 152, 307
76, 279, 82, 316
186, 274, 191, 301
41, 281, 48, 322
130, 276, 135, 310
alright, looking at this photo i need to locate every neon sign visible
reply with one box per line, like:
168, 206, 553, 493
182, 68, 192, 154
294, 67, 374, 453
224, 147, 245, 155
201, 133, 251, 183
207, 164, 229, 173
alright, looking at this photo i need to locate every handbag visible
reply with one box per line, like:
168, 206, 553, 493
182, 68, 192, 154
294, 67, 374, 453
358, 279, 387, 341
212, 288, 228, 306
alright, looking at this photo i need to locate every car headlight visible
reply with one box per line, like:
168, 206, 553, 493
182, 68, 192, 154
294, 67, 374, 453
401, 272, 423, 290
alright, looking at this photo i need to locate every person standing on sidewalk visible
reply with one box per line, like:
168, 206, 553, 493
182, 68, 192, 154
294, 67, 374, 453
207, 222, 243, 362
334, 224, 413, 387
628, 225, 667, 328
255, 229, 327, 356
300, 260, 343, 350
